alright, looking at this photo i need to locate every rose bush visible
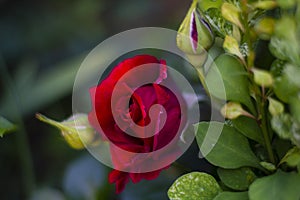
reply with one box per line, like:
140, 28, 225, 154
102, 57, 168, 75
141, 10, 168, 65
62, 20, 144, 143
88, 55, 186, 193
33, 0, 300, 198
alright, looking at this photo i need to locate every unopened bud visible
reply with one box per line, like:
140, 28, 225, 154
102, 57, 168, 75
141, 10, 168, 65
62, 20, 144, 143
221, 102, 253, 119
252, 68, 274, 87
177, 0, 214, 55
260, 161, 276, 171
36, 113, 97, 149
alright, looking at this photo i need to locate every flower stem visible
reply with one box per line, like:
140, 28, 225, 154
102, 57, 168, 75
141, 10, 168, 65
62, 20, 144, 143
259, 99, 276, 164
196, 66, 212, 98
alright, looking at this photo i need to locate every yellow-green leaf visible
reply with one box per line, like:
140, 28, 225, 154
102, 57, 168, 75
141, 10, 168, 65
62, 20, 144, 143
168, 172, 222, 200
0, 116, 16, 137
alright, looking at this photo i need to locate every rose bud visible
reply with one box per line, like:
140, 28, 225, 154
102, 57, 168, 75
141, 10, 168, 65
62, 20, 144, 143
177, 0, 214, 55
221, 102, 254, 119
36, 113, 97, 149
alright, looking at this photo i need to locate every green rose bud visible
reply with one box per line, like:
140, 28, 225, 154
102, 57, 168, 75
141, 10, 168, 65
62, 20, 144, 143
177, 0, 214, 55
36, 113, 98, 150
221, 102, 254, 119
260, 161, 276, 171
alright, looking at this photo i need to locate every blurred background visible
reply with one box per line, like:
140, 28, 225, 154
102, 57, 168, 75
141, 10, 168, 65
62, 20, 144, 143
0, 0, 214, 199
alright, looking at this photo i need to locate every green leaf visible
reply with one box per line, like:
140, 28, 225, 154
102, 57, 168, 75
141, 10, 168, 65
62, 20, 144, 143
279, 147, 300, 167
221, 3, 244, 32
167, 172, 222, 200
291, 95, 300, 123
276, 0, 296, 9
290, 122, 300, 148
232, 116, 264, 145
0, 116, 16, 137
271, 114, 293, 140
252, 1, 277, 10
254, 17, 275, 40
223, 36, 243, 60
198, 0, 223, 11
252, 68, 274, 88
214, 192, 249, 200
270, 59, 285, 77
269, 36, 290, 61
285, 64, 300, 88
195, 121, 261, 169
268, 97, 284, 116
274, 75, 299, 103
270, 17, 300, 64
205, 54, 255, 114
217, 168, 256, 191
271, 114, 300, 148
249, 170, 300, 200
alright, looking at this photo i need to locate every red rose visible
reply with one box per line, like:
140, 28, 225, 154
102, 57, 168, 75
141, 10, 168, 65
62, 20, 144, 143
88, 55, 186, 193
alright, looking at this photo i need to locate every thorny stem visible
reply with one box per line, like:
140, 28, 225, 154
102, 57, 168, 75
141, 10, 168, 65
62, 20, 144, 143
240, 0, 276, 164
241, 0, 255, 70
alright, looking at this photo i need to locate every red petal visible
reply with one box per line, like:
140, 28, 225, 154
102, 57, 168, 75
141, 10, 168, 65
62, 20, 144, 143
108, 170, 130, 194
115, 176, 130, 194
108, 170, 123, 183
129, 173, 143, 183
129, 168, 166, 184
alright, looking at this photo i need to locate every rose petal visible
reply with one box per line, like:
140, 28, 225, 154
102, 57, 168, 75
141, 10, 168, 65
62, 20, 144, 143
108, 170, 130, 194
88, 55, 187, 194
